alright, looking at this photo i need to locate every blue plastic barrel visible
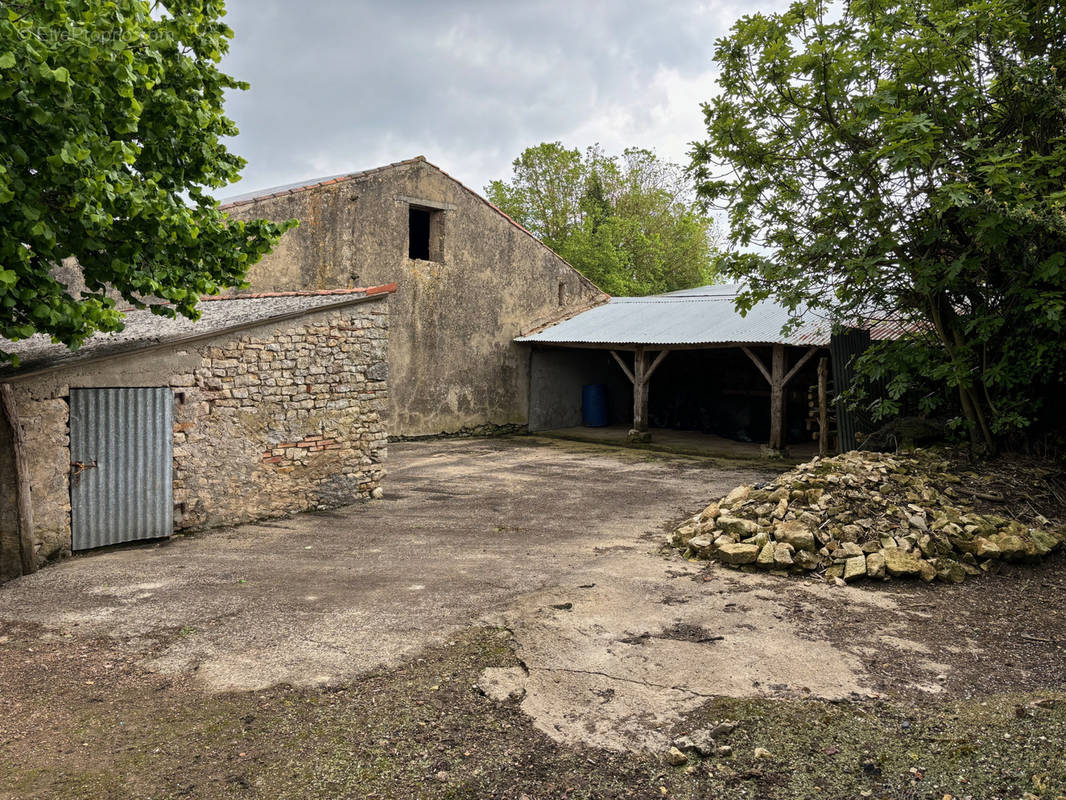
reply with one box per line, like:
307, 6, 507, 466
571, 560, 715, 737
581, 384, 608, 427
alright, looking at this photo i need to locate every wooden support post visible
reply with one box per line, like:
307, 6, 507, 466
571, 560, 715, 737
1, 383, 37, 576
769, 343, 785, 452
742, 345, 820, 455
632, 348, 649, 433
611, 348, 669, 442
817, 356, 829, 456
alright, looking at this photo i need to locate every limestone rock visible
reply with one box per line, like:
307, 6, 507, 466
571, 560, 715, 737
669, 449, 1061, 588
1030, 529, 1059, 556
883, 548, 922, 577
843, 555, 867, 582
716, 542, 760, 565
934, 558, 966, 584
717, 516, 760, 537
756, 542, 776, 568
838, 541, 864, 559
839, 524, 863, 542
993, 533, 1027, 560
672, 523, 698, 548
721, 485, 752, 509
713, 534, 736, 550
866, 551, 886, 579
918, 559, 936, 582
688, 535, 713, 557
666, 746, 687, 766
794, 550, 821, 571
974, 537, 1001, 559
773, 541, 795, 568
699, 501, 721, 523
774, 520, 816, 552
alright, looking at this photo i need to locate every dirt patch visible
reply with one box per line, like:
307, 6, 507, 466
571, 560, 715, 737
622, 623, 724, 645
2, 619, 1064, 800
778, 550, 1066, 702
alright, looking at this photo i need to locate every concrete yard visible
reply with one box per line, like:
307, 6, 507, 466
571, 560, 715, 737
0, 437, 769, 693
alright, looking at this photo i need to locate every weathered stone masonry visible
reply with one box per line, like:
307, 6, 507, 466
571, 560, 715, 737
0, 295, 389, 581
170, 303, 388, 529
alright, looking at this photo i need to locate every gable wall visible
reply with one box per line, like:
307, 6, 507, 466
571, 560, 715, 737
226, 161, 606, 436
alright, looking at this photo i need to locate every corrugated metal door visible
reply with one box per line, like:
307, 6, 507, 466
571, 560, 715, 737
70, 388, 173, 550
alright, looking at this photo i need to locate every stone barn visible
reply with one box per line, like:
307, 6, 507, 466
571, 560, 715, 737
221, 156, 607, 437
0, 286, 393, 582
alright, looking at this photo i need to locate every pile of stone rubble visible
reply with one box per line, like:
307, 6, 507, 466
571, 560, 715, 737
671, 450, 1065, 584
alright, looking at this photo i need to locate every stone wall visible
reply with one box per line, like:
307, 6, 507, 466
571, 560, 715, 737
224, 158, 608, 436
0, 296, 389, 580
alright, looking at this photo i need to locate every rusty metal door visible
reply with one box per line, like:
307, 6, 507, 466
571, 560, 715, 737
69, 388, 173, 550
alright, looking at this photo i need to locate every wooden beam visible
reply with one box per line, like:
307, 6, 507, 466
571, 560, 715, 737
609, 350, 635, 384
644, 350, 669, 382
783, 346, 821, 386
740, 346, 772, 384
1, 383, 37, 576
632, 348, 649, 432
769, 343, 786, 451
817, 356, 829, 457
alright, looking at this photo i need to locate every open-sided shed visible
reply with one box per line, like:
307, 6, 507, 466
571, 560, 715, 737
517, 285, 898, 455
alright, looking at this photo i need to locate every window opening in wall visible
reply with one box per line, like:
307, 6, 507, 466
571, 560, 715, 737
558, 281, 566, 306
408, 205, 444, 262
409, 207, 431, 260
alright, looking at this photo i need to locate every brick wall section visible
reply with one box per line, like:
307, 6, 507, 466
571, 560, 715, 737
0, 297, 388, 577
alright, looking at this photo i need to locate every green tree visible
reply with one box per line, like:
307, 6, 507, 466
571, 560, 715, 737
691, 0, 1066, 452
0, 0, 294, 357
487, 143, 718, 296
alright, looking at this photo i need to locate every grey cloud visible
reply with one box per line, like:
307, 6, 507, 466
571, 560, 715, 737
218, 0, 789, 199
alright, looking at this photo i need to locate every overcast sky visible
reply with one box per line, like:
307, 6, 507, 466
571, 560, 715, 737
218, 0, 789, 201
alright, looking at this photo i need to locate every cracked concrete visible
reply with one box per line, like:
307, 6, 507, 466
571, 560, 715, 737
483, 552, 906, 752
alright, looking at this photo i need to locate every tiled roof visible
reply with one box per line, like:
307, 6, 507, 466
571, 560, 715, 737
218, 157, 427, 208
0, 284, 397, 379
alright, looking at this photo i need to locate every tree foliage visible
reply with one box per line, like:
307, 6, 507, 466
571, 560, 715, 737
487, 142, 718, 296
691, 0, 1066, 452
0, 0, 293, 357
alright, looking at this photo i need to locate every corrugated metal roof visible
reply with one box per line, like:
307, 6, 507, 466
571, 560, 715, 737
516, 285, 905, 347
516, 285, 830, 346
